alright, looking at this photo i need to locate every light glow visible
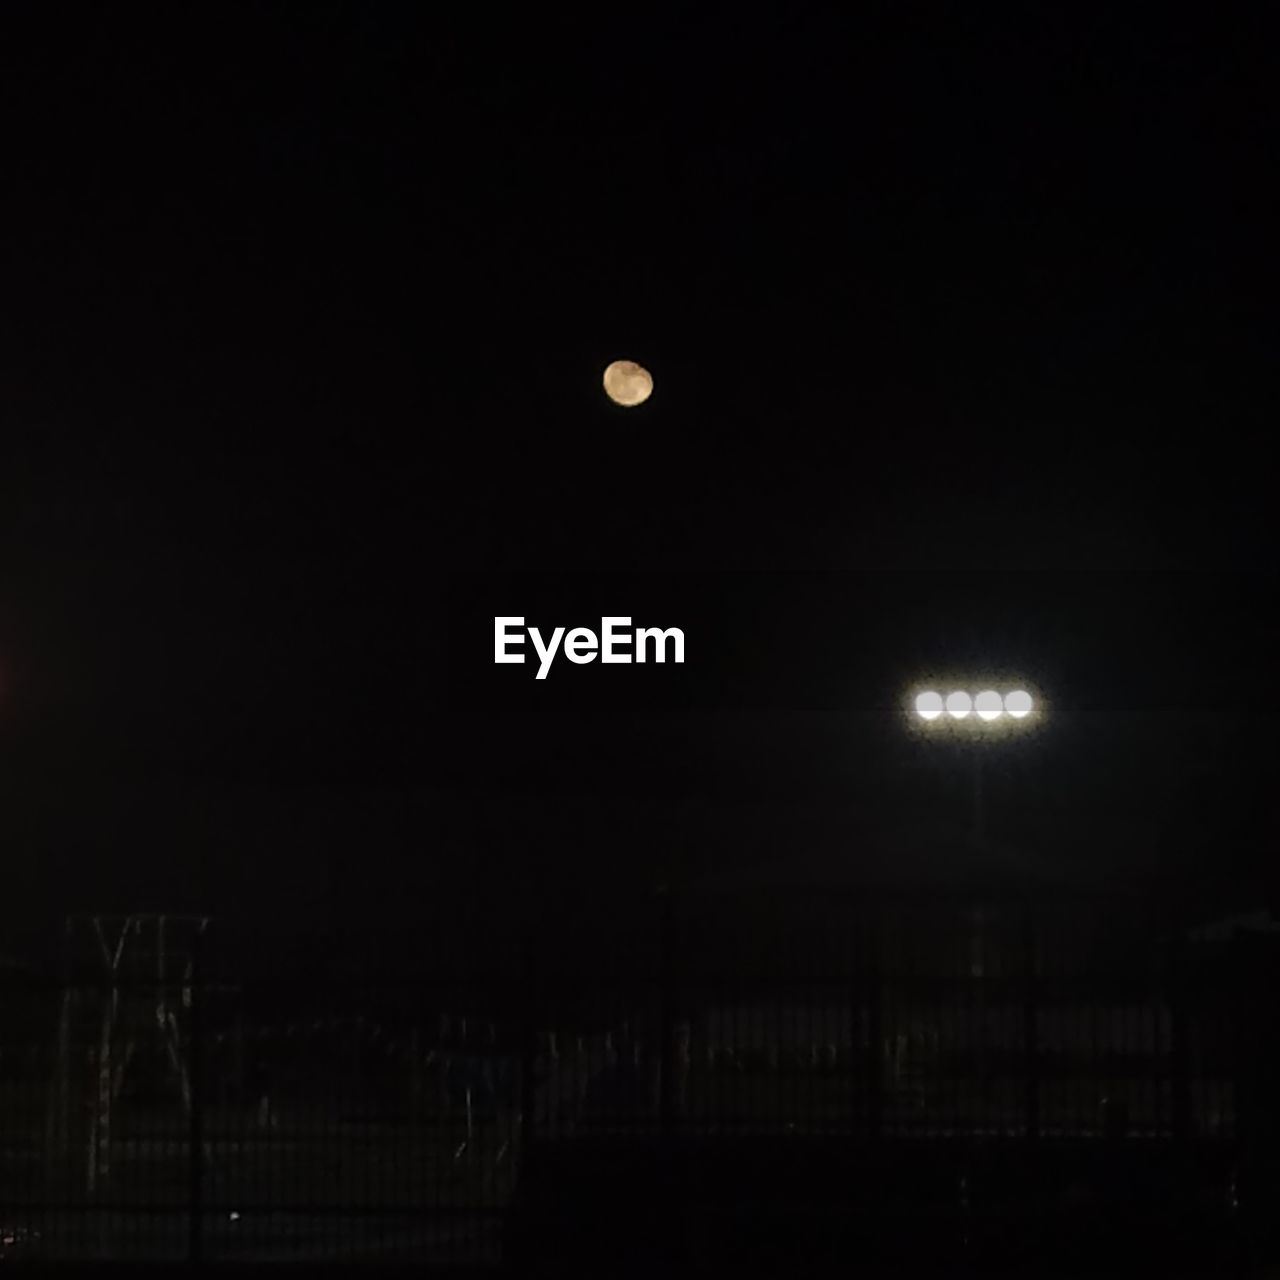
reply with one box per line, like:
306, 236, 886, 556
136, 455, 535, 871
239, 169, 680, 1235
945, 691, 973, 719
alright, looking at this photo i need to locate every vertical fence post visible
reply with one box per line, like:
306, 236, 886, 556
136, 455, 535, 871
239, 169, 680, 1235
47, 918, 74, 1183
659, 887, 675, 1137
1024, 903, 1039, 1142
1170, 934, 1191, 1142
188, 930, 205, 1264
866, 911, 883, 1141
520, 932, 538, 1160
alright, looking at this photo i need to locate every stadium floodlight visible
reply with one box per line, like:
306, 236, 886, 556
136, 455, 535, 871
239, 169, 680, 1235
974, 690, 1003, 721
915, 691, 944, 721
906, 679, 1045, 843
1004, 689, 1033, 718
909, 685, 1040, 730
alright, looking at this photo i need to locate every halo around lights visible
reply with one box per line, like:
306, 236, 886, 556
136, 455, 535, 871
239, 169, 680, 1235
945, 691, 973, 719
974, 690, 1003, 721
915, 691, 944, 721
1004, 689, 1033, 718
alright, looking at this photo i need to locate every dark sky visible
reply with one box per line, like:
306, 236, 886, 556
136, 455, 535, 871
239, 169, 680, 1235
0, 6, 1275, 947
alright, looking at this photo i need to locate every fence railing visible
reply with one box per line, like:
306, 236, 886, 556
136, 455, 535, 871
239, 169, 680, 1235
0, 899, 1261, 1263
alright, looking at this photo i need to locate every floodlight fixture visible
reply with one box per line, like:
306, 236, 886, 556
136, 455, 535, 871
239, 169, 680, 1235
906, 679, 1044, 843
974, 690, 1003, 721
915, 691, 944, 721
1004, 689, 1033, 718
909, 684, 1039, 728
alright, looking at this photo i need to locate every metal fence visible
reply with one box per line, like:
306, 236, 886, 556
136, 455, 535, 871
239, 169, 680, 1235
0, 896, 1253, 1263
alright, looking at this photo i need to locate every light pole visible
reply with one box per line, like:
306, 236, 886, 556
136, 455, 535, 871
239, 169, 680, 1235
971, 749, 984, 844
909, 685, 1040, 843
908, 681, 1044, 1128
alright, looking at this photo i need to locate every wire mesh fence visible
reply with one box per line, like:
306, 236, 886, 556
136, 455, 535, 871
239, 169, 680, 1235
0, 896, 1254, 1263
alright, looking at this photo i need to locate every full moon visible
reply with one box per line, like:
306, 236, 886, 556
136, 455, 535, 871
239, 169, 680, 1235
603, 359, 653, 407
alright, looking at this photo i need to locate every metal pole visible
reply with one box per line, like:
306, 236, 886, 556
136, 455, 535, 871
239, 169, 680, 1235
972, 750, 985, 843
188, 930, 205, 1264
1024, 904, 1039, 1142
866, 914, 884, 1141
48, 918, 74, 1174
519, 933, 537, 1158
659, 887, 675, 1135
1170, 935, 1191, 1143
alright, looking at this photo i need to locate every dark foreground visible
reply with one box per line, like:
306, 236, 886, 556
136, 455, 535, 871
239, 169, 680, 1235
505, 1136, 1273, 1276
2, 1139, 1278, 1278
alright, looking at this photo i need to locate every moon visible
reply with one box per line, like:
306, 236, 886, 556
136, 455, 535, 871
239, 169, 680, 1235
603, 359, 653, 407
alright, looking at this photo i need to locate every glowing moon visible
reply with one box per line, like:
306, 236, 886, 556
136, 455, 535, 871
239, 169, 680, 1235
603, 359, 653, 407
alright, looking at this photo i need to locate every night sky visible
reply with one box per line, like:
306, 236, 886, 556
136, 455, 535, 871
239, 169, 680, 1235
0, 7, 1275, 954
